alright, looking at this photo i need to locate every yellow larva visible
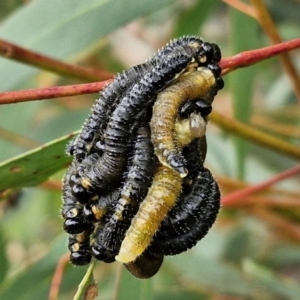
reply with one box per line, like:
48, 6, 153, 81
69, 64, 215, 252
115, 165, 182, 263
116, 113, 206, 263
150, 67, 215, 176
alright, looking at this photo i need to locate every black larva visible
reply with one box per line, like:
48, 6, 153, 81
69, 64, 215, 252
68, 229, 93, 266
91, 124, 155, 262
61, 163, 94, 235
62, 36, 224, 277
68, 36, 221, 161
78, 44, 219, 191
149, 166, 220, 256
147, 138, 220, 256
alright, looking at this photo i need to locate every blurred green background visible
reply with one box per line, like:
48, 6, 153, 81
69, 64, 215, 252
0, 0, 300, 299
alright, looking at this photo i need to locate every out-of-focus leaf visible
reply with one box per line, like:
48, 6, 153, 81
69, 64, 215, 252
169, 252, 256, 297
263, 244, 300, 269
174, 0, 219, 37
0, 132, 76, 190
267, 0, 300, 23
0, 234, 87, 300
0, 0, 176, 91
117, 268, 154, 300
228, 9, 258, 179
206, 133, 237, 176
0, 101, 46, 161
0, 225, 9, 285
221, 226, 252, 262
31, 109, 90, 143
155, 291, 207, 300
243, 259, 300, 299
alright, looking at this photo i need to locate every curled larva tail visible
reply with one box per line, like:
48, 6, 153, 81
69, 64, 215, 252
124, 250, 164, 279
115, 165, 182, 263
150, 67, 216, 177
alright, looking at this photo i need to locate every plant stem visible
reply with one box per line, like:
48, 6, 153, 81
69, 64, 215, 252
73, 259, 96, 300
210, 110, 300, 160
222, 164, 300, 206
0, 39, 113, 82
0, 81, 110, 104
220, 37, 300, 74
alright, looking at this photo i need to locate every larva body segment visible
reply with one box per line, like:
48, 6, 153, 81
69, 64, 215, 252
150, 68, 217, 176
116, 165, 182, 263
61, 164, 94, 234
83, 188, 120, 223
68, 229, 93, 266
91, 124, 155, 262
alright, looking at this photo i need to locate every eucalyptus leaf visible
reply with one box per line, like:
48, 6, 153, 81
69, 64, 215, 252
0, 132, 76, 190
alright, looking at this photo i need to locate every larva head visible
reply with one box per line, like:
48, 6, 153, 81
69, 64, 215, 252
83, 203, 107, 222
83, 204, 98, 222
69, 240, 92, 266
91, 245, 116, 263
63, 218, 94, 234
209, 43, 222, 62
71, 184, 93, 204
206, 63, 221, 78
179, 99, 212, 118
188, 41, 221, 67
70, 250, 92, 266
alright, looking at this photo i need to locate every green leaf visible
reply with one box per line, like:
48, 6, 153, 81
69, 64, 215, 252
117, 267, 154, 300
0, 234, 87, 300
0, 0, 176, 91
228, 9, 258, 179
169, 252, 256, 297
0, 132, 76, 190
174, 0, 219, 37
0, 225, 9, 285
243, 259, 300, 299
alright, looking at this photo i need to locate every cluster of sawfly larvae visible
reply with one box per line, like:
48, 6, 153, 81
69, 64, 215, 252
61, 36, 224, 279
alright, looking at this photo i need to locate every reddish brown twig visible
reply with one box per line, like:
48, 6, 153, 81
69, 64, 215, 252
0, 39, 113, 82
1, 39, 300, 105
0, 81, 110, 104
220, 37, 300, 75
222, 164, 300, 207
48, 253, 70, 300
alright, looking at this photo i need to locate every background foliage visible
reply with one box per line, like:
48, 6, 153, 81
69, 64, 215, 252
0, 0, 300, 299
